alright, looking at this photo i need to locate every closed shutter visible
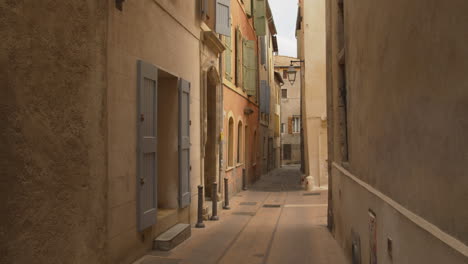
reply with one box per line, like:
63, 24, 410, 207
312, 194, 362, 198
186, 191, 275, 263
266, 84, 270, 114
288, 116, 292, 134
260, 36, 266, 65
260, 80, 267, 113
253, 0, 266, 36
235, 27, 243, 87
243, 40, 257, 96
245, 0, 252, 17
179, 79, 191, 208
137, 60, 158, 231
216, 0, 231, 36
224, 35, 232, 80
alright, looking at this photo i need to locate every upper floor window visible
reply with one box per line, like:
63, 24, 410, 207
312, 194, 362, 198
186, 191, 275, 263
281, 89, 287, 98
292, 116, 301, 133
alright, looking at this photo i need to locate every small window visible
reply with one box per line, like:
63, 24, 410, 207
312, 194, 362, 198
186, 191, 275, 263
283, 69, 287, 79
281, 89, 287, 98
281, 123, 285, 133
292, 116, 301, 133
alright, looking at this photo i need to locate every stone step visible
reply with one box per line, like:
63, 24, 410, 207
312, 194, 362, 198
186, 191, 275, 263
153, 223, 191, 251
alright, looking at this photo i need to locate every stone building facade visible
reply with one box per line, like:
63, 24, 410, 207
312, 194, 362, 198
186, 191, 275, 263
325, 0, 468, 263
274, 55, 302, 165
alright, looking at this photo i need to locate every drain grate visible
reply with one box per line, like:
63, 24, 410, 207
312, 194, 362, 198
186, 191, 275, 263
303, 192, 321, 196
263, 204, 281, 208
240, 202, 257, 206
232, 212, 256, 216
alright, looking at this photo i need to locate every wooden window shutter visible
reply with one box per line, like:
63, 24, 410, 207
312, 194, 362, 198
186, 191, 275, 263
216, 0, 231, 36
243, 39, 257, 96
224, 35, 232, 80
288, 116, 292, 134
245, 0, 252, 17
260, 36, 266, 65
253, 0, 266, 36
260, 80, 267, 112
178, 79, 191, 208
137, 60, 158, 231
235, 27, 243, 87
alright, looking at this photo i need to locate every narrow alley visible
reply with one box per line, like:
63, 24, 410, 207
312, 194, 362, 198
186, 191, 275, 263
134, 166, 347, 264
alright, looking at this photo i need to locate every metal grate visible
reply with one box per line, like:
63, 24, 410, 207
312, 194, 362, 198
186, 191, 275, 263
232, 212, 256, 216
263, 204, 281, 208
240, 202, 257, 206
303, 192, 321, 196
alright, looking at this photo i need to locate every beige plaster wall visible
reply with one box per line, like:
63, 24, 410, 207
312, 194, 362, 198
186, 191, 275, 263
0, 1, 108, 263
299, 0, 328, 186
107, 0, 201, 262
327, 0, 468, 261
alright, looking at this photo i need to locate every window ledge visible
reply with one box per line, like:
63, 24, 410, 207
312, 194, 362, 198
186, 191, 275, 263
236, 163, 243, 168
226, 166, 235, 172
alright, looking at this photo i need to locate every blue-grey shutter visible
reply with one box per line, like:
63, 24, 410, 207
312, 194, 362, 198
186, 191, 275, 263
179, 79, 191, 208
260, 36, 266, 65
216, 0, 231, 36
137, 60, 158, 231
260, 80, 267, 113
266, 84, 270, 114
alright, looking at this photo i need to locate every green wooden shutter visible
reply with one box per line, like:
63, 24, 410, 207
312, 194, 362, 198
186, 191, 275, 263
224, 35, 232, 81
243, 39, 257, 96
253, 0, 266, 36
235, 27, 243, 88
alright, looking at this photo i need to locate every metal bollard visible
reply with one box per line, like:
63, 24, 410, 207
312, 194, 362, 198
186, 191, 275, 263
195, 185, 205, 228
223, 178, 230, 210
210, 182, 219, 220
242, 168, 247, 190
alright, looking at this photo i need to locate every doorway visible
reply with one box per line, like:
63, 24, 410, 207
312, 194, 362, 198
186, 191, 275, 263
204, 68, 218, 199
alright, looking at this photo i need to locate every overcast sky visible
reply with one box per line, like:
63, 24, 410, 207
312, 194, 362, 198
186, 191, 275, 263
269, 0, 298, 58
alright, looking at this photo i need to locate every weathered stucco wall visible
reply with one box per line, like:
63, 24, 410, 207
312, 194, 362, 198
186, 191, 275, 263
0, 1, 108, 263
107, 0, 201, 262
327, 0, 468, 262
345, 0, 468, 244
299, 0, 328, 186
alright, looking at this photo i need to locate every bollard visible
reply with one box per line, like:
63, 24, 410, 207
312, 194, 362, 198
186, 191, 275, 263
223, 178, 230, 210
242, 168, 247, 190
195, 185, 205, 228
210, 182, 219, 220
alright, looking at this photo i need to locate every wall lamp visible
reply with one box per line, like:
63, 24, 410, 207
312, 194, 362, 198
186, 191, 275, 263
287, 60, 305, 85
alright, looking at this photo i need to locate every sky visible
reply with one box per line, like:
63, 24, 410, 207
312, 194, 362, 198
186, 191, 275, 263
269, 0, 299, 58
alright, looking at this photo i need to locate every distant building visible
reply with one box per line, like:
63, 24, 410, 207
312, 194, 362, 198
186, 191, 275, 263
275, 55, 302, 165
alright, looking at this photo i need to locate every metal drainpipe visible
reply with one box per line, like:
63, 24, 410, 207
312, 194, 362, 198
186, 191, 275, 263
218, 35, 224, 195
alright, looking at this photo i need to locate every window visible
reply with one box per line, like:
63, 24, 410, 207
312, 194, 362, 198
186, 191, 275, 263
283, 69, 287, 79
281, 89, 287, 98
228, 117, 234, 167
237, 121, 243, 163
281, 123, 285, 133
292, 116, 301, 133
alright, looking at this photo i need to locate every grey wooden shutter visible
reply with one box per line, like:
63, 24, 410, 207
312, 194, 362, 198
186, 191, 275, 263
260, 36, 266, 65
179, 79, 191, 208
137, 60, 158, 231
216, 0, 231, 36
243, 40, 257, 96
224, 36, 232, 81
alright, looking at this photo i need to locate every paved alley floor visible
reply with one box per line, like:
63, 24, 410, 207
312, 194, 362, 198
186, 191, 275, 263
134, 165, 349, 264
